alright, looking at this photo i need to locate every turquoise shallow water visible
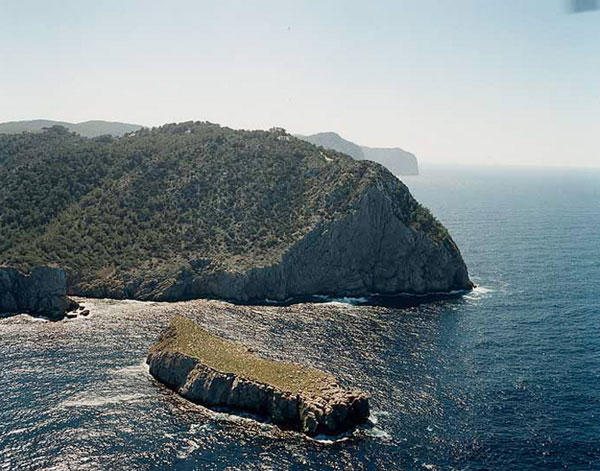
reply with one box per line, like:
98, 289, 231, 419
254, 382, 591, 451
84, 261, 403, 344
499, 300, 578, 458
1, 165, 599, 470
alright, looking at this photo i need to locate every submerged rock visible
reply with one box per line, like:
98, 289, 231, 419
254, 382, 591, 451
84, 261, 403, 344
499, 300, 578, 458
0, 266, 77, 320
147, 316, 370, 435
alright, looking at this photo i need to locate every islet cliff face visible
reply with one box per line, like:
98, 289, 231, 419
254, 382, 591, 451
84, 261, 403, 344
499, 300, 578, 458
147, 351, 370, 435
147, 317, 370, 435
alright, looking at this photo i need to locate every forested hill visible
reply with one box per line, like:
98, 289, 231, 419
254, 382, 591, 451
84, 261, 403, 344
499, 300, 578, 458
0, 122, 469, 301
0, 119, 143, 137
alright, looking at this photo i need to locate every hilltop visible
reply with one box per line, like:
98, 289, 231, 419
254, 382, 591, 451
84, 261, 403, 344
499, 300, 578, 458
2, 122, 419, 175
0, 122, 470, 302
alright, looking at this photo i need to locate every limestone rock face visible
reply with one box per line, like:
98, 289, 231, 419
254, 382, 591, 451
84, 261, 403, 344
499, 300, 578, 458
147, 351, 369, 435
160, 173, 472, 302
147, 317, 370, 435
74, 167, 472, 303
0, 266, 76, 319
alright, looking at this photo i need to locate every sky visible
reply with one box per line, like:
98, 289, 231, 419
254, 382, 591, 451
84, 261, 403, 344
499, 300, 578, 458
0, 0, 598, 166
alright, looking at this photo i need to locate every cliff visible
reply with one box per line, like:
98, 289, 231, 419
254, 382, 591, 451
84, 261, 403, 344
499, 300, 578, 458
154, 165, 470, 302
147, 317, 369, 435
361, 146, 419, 176
0, 122, 471, 303
0, 266, 76, 319
297, 131, 419, 176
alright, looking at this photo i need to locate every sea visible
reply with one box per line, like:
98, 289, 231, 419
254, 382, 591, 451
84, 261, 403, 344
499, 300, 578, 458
1, 164, 599, 470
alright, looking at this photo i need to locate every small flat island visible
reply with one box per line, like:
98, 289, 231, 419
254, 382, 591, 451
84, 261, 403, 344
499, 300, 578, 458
147, 316, 370, 436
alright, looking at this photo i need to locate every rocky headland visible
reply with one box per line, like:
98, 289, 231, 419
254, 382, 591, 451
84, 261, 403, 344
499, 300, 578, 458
0, 266, 77, 319
0, 122, 471, 304
147, 316, 370, 435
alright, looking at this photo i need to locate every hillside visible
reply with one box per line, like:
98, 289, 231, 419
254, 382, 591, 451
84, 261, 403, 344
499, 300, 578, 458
0, 119, 143, 137
297, 131, 419, 175
0, 122, 470, 301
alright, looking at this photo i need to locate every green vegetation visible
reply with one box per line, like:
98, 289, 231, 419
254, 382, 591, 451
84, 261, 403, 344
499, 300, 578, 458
0, 122, 450, 293
152, 316, 332, 395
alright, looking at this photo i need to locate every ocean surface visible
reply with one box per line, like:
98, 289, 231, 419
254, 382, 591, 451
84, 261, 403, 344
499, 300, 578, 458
1, 165, 599, 470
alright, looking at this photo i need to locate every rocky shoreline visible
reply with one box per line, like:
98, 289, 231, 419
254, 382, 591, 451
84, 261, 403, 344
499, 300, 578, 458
0, 266, 77, 320
147, 317, 370, 436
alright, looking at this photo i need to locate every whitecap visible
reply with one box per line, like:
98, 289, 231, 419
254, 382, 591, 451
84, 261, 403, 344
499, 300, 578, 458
369, 409, 390, 425
109, 361, 149, 378
61, 393, 147, 407
463, 285, 494, 301
309, 433, 351, 444
313, 295, 370, 305
364, 427, 391, 440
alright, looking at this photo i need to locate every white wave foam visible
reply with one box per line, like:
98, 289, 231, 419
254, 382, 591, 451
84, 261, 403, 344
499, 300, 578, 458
422, 464, 439, 470
474, 286, 493, 294
463, 285, 494, 301
313, 295, 370, 306
369, 410, 390, 425
309, 433, 351, 444
365, 427, 391, 440
61, 393, 147, 407
109, 361, 149, 377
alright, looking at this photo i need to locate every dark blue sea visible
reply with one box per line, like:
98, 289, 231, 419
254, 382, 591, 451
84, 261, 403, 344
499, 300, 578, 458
1, 165, 599, 470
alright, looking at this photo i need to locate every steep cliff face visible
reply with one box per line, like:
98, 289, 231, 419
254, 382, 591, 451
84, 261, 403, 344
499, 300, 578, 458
361, 146, 419, 176
147, 317, 369, 435
0, 266, 75, 319
135, 167, 471, 302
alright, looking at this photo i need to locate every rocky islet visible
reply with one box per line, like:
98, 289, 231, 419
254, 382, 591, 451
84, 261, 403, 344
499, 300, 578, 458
147, 316, 370, 435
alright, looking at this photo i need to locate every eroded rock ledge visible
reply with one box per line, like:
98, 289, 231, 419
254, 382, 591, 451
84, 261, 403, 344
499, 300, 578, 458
0, 266, 77, 320
147, 316, 370, 435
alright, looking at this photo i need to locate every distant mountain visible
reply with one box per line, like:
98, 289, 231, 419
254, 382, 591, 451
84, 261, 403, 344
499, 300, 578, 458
296, 132, 365, 160
0, 119, 143, 137
296, 131, 419, 176
360, 146, 418, 176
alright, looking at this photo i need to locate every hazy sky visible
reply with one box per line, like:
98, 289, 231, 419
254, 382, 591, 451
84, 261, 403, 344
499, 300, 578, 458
1, 0, 598, 166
